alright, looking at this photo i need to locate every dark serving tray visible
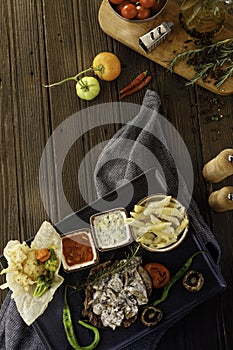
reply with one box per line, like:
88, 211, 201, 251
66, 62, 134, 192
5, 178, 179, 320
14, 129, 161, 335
0, 169, 227, 350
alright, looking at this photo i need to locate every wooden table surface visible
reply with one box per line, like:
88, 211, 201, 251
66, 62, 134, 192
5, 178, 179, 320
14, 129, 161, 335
0, 0, 232, 349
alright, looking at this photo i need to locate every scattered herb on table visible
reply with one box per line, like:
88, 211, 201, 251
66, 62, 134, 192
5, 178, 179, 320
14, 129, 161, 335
168, 38, 233, 88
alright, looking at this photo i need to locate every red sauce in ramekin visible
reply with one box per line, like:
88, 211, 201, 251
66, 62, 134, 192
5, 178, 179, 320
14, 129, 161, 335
62, 232, 94, 267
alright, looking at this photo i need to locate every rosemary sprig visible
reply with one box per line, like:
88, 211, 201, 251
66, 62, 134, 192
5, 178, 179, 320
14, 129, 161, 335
215, 63, 233, 87
72, 243, 141, 292
168, 38, 233, 87
185, 62, 216, 86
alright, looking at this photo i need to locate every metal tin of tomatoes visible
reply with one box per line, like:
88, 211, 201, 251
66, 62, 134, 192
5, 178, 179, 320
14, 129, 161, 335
108, 0, 168, 23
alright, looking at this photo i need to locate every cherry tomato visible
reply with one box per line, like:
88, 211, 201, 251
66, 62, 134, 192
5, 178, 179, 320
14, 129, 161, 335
76, 77, 100, 100
135, 5, 151, 20
144, 262, 170, 289
116, 0, 130, 14
130, 0, 139, 3
151, 0, 164, 13
121, 3, 137, 19
109, 0, 124, 4
92, 52, 121, 81
140, 0, 156, 8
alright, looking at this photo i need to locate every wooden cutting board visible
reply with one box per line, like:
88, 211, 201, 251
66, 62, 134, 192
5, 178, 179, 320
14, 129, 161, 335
98, 0, 233, 95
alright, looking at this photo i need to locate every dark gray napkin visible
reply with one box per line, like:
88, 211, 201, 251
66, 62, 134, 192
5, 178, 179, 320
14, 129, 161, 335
94, 89, 221, 265
0, 89, 221, 350
94, 89, 221, 350
0, 292, 44, 350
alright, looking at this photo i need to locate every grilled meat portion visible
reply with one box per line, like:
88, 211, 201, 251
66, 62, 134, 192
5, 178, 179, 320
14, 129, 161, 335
82, 257, 152, 330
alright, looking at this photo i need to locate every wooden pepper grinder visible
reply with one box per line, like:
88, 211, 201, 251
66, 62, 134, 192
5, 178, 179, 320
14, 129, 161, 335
208, 187, 233, 212
202, 149, 233, 183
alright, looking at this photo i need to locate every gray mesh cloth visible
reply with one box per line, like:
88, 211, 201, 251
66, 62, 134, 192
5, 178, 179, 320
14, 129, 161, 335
0, 90, 221, 350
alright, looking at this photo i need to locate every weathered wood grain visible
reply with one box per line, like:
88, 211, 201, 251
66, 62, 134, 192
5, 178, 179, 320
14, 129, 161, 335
0, 0, 233, 349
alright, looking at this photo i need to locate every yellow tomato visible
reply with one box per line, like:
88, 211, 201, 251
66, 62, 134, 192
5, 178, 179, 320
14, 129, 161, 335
92, 52, 121, 81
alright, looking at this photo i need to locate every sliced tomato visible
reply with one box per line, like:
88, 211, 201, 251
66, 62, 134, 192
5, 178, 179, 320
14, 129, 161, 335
144, 262, 170, 288
35, 248, 51, 263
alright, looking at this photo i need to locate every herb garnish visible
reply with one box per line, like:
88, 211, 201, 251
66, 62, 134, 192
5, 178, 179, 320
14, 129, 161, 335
71, 243, 141, 292
168, 38, 233, 88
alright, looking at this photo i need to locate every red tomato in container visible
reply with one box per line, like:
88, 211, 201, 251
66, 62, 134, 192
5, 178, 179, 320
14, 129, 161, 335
116, 0, 130, 13
151, 0, 164, 12
109, 0, 124, 4
140, 0, 156, 8
121, 3, 137, 19
135, 5, 151, 20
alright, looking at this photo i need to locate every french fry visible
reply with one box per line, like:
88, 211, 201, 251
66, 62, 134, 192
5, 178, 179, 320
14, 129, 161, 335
175, 218, 189, 235
133, 205, 144, 213
126, 195, 188, 249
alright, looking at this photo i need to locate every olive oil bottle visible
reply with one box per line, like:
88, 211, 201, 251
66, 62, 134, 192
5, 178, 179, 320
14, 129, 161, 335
179, 0, 229, 39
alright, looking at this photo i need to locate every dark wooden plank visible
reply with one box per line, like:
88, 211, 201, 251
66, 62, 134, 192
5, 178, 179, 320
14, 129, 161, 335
0, 0, 21, 303
0, 0, 233, 349
5, 0, 52, 230
42, 0, 149, 216
197, 87, 233, 350
0, 0, 57, 302
42, 0, 86, 219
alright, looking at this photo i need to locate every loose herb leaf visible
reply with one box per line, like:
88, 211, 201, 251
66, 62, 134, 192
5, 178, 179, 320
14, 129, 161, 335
72, 243, 141, 292
168, 38, 233, 87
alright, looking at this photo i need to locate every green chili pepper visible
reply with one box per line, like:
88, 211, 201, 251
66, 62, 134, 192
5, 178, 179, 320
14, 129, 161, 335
63, 286, 82, 350
79, 320, 100, 350
151, 251, 205, 307
63, 285, 100, 350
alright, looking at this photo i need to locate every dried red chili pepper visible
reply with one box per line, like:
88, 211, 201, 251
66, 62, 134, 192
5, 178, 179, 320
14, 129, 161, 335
120, 74, 152, 99
120, 71, 148, 94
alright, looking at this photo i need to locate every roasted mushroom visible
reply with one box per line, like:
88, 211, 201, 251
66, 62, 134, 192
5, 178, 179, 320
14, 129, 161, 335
183, 270, 204, 292
141, 306, 163, 327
